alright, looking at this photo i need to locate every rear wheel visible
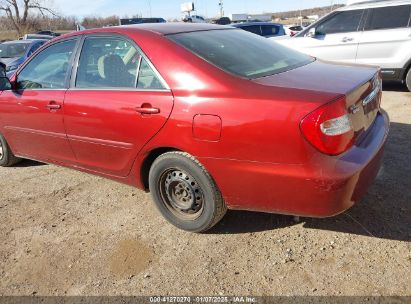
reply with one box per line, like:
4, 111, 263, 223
149, 152, 227, 232
406, 67, 411, 92
0, 133, 20, 167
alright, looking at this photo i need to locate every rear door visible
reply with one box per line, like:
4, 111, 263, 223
299, 9, 365, 63
356, 4, 411, 75
63, 35, 174, 177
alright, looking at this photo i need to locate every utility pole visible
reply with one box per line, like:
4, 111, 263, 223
218, 0, 224, 17
147, 0, 152, 17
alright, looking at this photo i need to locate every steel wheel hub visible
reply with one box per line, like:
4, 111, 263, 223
0, 141, 3, 160
160, 169, 204, 220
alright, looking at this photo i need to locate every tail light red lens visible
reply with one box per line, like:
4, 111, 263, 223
300, 98, 355, 156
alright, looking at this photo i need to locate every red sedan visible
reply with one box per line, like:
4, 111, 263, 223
0, 24, 389, 232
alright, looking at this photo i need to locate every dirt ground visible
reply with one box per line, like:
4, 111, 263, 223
0, 83, 410, 297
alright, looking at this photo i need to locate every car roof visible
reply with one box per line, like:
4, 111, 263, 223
109, 23, 230, 35
338, 0, 411, 10
233, 22, 283, 27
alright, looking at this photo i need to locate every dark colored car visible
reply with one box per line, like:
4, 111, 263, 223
212, 17, 231, 25
0, 24, 389, 232
232, 22, 287, 38
120, 18, 166, 25
36, 30, 61, 37
0, 39, 47, 76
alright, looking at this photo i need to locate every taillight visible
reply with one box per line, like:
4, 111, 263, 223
300, 98, 354, 156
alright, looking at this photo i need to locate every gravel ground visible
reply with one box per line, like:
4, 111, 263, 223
0, 83, 410, 296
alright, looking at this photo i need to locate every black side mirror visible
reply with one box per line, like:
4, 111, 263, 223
0, 77, 12, 91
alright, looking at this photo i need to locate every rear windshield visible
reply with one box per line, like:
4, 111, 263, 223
168, 29, 313, 79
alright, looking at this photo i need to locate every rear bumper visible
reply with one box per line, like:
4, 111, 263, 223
200, 110, 390, 217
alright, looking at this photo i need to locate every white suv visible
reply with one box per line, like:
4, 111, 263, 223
276, 0, 411, 91
183, 15, 206, 23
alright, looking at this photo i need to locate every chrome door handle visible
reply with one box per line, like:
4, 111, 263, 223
136, 103, 160, 115
46, 102, 61, 110
342, 37, 354, 42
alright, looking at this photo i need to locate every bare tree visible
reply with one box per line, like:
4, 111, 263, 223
0, 0, 57, 36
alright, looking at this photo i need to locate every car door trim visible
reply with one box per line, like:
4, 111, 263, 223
4, 126, 67, 140
67, 134, 134, 149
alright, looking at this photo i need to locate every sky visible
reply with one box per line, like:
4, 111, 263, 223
51, 0, 346, 19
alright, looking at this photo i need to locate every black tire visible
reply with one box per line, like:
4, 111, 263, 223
149, 151, 227, 233
0, 133, 20, 167
406, 67, 411, 92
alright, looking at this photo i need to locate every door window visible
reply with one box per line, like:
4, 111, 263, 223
242, 25, 262, 36
76, 36, 166, 90
17, 40, 77, 89
364, 5, 411, 30
316, 10, 364, 35
261, 25, 280, 36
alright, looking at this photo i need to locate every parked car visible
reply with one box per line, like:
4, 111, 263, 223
0, 39, 47, 75
0, 24, 389, 232
120, 18, 166, 25
233, 22, 287, 38
183, 15, 206, 23
277, 0, 411, 91
212, 17, 231, 25
183, 15, 207, 23
285, 25, 304, 36
36, 30, 61, 37
20, 34, 54, 40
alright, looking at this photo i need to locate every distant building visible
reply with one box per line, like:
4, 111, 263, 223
307, 15, 319, 21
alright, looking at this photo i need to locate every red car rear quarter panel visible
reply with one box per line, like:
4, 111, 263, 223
125, 30, 374, 214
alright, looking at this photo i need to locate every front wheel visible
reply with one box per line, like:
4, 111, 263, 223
406, 67, 411, 92
149, 152, 227, 232
0, 133, 20, 167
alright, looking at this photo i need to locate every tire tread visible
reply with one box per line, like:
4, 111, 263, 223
150, 151, 227, 232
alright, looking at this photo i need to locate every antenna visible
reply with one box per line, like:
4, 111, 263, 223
218, 0, 224, 17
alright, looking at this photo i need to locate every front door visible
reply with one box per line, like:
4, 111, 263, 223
0, 39, 79, 163
63, 35, 174, 177
300, 9, 365, 63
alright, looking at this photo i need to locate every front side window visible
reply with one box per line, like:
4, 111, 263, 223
17, 40, 76, 89
365, 5, 411, 30
169, 29, 313, 79
76, 36, 166, 90
316, 10, 364, 35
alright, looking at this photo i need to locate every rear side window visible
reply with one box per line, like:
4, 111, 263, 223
365, 5, 411, 30
261, 25, 280, 36
76, 36, 166, 90
137, 58, 166, 90
316, 10, 364, 34
242, 25, 261, 35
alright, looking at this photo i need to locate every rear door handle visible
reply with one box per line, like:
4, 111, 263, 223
46, 101, 61, 110
342, 37, 354, 42
136, 103, 160, 115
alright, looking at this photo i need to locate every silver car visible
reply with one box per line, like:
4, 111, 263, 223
276, 0, 411, 91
